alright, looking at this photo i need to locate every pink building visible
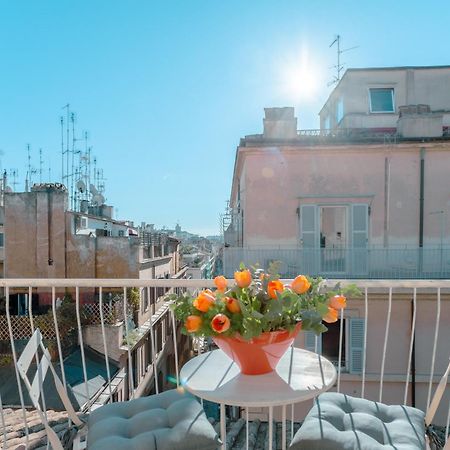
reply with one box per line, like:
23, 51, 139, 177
224, 67, 450, 425
225, 67, 450, 279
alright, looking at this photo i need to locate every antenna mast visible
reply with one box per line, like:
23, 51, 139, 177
60, 115, 64, 183
39, 148, 43, 183
10, 169, 19, 191
328, 35, 358, 86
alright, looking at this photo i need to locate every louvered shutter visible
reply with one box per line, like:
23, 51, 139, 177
300, 205, 319, 273
304, 331, 322, 354
349, 318, 365, 374
351, 204, 369, 275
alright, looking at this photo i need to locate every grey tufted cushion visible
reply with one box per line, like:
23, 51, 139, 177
290, 393, 425, 450
88, 389, 220, 450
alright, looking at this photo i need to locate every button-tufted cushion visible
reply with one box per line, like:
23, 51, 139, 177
88, 389, 220, 450
290, 393, 425, 450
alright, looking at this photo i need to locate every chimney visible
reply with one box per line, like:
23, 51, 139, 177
263, 107, 297, 139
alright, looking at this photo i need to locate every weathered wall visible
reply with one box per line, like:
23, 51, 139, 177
5, 190, 67, 278
95, 237, 140, 278
235, 141, 450, 248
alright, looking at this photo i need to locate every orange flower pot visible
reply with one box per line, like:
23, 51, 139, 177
213, 322, 302, 375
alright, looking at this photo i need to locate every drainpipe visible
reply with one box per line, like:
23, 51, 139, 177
411, 298, 416, 407
418, 148, 425, 275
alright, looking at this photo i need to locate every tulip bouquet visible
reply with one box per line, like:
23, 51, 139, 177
169, 264, 359, 341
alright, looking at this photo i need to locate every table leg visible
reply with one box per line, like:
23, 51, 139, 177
246, 407, 249, 450
220, 403, 226, 450
291, 403, 294, 441
282, 405, 286, 450
268, 406, 273, 450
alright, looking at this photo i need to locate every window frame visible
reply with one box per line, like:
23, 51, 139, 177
368, 87, 395, 113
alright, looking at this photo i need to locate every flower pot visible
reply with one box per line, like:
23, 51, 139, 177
212, 322, 302, 375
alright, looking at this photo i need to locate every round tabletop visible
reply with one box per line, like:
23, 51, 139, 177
179, 347, 337, 407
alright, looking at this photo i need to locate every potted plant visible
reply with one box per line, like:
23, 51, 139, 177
170, 264, 358, 375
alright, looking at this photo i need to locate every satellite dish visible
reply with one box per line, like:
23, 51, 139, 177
92, 193, 105, 205
76, 180, 86, 193
89, 184, 98, 196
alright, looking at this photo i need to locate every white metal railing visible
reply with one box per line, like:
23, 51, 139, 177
0, 278, 449, 449
223, 247, 450, 279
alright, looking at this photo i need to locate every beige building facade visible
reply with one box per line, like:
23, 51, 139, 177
319, 66, 450, 132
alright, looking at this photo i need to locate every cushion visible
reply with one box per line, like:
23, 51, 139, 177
290, 392, 426, 450
88, 389, 220, 450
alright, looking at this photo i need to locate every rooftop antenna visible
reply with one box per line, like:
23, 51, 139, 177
10, 169, 19, 191
26, 144, 37, 191
39, 148, 43, 183
328, 35, 358, 86
62, 104, 70, 189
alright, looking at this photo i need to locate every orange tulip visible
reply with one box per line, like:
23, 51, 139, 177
193, 290, 215, 312
211, 314, 230, 333
185, 315, 202, 333
291, 275, 311, 294
214, 276, 228, 293
224, 297, 241, 313
267, 280, 284, 299
234, 270, 252, 288
323, 307, 338, 323
329, 295, 346, 310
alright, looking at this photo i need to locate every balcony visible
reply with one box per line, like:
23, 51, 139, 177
0, 278, 449, 449
223, 247, 450, 279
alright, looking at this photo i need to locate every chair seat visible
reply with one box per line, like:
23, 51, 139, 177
290, 392, 426, 450
88, 389, 220, 450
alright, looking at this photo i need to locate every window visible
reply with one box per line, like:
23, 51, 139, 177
304, 317, 365, 373
322, 320, 345, 366
0, 233, 4, 247
336, 98, 344, 123
118, 230, 125, 237
80, 217, 88, 229
323, 116, 331, 132
369, 88, 394, 113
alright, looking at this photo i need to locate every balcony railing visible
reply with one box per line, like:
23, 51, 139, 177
223, 247, 450, 279
0, 278, 449, 448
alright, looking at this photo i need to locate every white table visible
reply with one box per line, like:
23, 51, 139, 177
179, 347, 337, 450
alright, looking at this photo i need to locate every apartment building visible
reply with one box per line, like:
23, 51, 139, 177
223, 66, 450, 424
225, 67, 450, 279
0, 183, 187, 406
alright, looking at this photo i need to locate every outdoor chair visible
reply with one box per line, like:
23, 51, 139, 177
16, 328, 221, 450
290, 359, 450, 450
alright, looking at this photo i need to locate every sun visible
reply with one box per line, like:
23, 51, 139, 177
282, 63, 320, 101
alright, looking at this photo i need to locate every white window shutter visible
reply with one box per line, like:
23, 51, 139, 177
300, 205, 318, 248
300, 205, 319, 274
304, 331, 322, 354
349, 318, 365, 374
351, 204, 369, 275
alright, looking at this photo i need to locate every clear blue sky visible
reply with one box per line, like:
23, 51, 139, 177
0, 1, 449, 236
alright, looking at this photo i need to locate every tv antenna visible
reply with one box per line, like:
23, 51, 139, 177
10, 169, 19, 191
328, 35, 358, 86
26, 144, 38, 191
39, 148, 44, 183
